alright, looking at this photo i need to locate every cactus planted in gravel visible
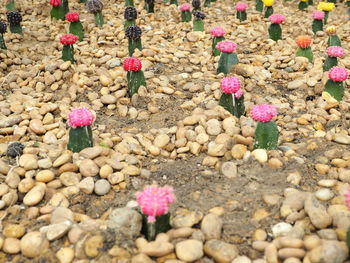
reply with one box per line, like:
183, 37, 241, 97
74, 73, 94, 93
192, 0, 201, 11
236, 2, 248, 22
136, 185, 175, 241
124, 6, 137, 28
67, 107, 95, 153
123, 57, 147, 96
298, 0, 308, 11
263, 0, 274, 18
144, 0, 155, 13
50, 0, 65, 20
6, 0, 15, 11
323, 46, 344, 72
317, 2, 335, 24
210, 26, 225, 56
60, 33, 78, 63
252, 104, 278, 150
66, 12, 84, 41
219, 77, 245, 118
326, 26, 341, 47
87, 0, 104, 27
268, 14, 284, 41
0, 21, 7, 50
179, 3, 192, 22
125, 0, 134, 6
192, 11, 205, 31
311, 11, 324, 34
7, 11, 22, 34
255, 0, 263, 12
125, 25, 142, 56
216, 40, 238, 75
296, 36, 313, 63
324, 66, 348, 101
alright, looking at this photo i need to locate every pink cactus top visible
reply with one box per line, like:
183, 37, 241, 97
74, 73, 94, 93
327, 46, 345, 58
68, 107, 95, 128
269, 14, 285, 24
210, 26, 225, 37
235, 89, 244, 99
236, 2, 248, 11
216, 40, 237, 53
346, 189, 350, 211
50, 0, 61, 7
136, 185, 176, 223
312, 10, 325, 20
179, 3, 191, 11
251, 104, 277, 122
66, 12, 80, 22
123, 57, 142, 71
220, 77, 241, 94
59, 34, 78, 45
328, 67, 348, 82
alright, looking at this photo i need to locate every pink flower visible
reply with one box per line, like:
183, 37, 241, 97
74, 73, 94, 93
328, 67, 348, 82
216, 40, 237, 53
50, 0, 61, 7
346, 189, 350, 211
327, 46, 345, 58
136, 185, 176, 223
59, 34, 78, 45
312, 10, 325, 20
220, 77, 241, 94
235, 89, 244, 98
66, 12, 80, 22
179, 3, 191, 11
269, 14, 285, 24
68, 107, 95, 128
251, 104, 277, 122
210, 26, 225, 37
236, 2, 248, 11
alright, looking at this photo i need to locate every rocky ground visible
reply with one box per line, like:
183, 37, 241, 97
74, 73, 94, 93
0, 0, 350, 262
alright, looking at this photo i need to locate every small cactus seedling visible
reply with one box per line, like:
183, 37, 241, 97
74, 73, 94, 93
7, 11, 22, 34
210, 26, 225, 56
124, 6, 137, 28
236, 2, 248, 22
179, 4, 192, 22
66, 12, 84, 41
296, 36, 313, 63
326, 26, 341, 47
170, 0, 178, 6
255, 0, 263, 12
192, 0, 201, 11
317, 2, 335, 24
123, 57, 147, 96
144, 0, 155, 13
324, 67, 348, 101
136, 185, 175, 241
0, 21, 7, 50
216, 40, 238, 75
67, 108, 95, 153
6, 142, 24, 158
323, 46, 344, 72
125, 0, 134, 6
298, 0, 308, 10
252, 104, 278, 150
50, 0, 65, 20
263, 0, 274, 18
312, 11, 324, 34
125, 25, 142, 56
192, 11, 205, 31
219, 77, 245, 118
60, 33, 78, 63
268, 14, 284, 41
87, 0, 104, 27
6, 0, 15, 11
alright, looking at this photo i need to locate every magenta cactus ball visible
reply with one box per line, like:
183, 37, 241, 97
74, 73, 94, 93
327, 46, 345, 58
328, 67, 348, 82
68, 107, 95, 128
216, 40, 237, 53
210, 26, 225, 37
269, 14, 285, 24
251, 104, 277, 122
220, 77, 241, 94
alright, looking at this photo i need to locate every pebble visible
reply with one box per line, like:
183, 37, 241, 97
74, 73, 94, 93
45, 221, 72, 241
3, 238, 20, 254
3, 224, 25, 238
29, 119, 46, 134
251, 149, 268, 163
108, 207, 142, 239
51, 207, 74, 224
172, 210, 203, 228
315, 188, 334, 201
79, 159, 99, 177
56, 247, 75, 263
20, 232, 49, 258
78, 177, 95, 194
304, 195, 332, 229
232, 256, 252, 263
94, 179, 111, 195
175, 239, 203, 262
271, 222, 293, 238
23, 183, 46, 206
19, 154, 38, 170
84, 234, 104, 258
220, 161, 238, 178
136, 234, 174, 257
201, 213, 222, 240
204, 239, 239, 263
35, 170, 55, 183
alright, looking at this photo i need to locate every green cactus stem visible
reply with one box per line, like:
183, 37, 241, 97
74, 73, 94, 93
312, 19, 323, 34
254, 121, 279, 150
212, 36, 225, 56
170, 0, 178, 5
324, 11, 329, 24
255, 0, 263, 11
217, 52, 239, 75
145, 1, 154, 13
80, 0, 87, 3
62, 45, 75, 63
0, 34, 7, 50
128, 38, 142, 56
6, 0, 15, 11
193, 19, 204, 31
124, 19, 135, 28
219, 93, 245, 118
125, 0, 134, 5
237, 11, 247, 22
181, 11, 192, 22
346, 1, 350, 7
308, 0, 313, 4
327, 35, 341, 47
324, 79, 344, 101
346, 227, 350, 256
296, 47, 313, 63
264, 6, 274, 18
62, 0, 69, 16
298, 1, 308, 10
328, 0, 336, 4
94, 11, 104, 27
323, 56, 338, 72
141, 213, 171, 241
127, 70, 147, 97
204, 0, 211, 7
51, 6, 65, 20
268, 23, 282, 41
69, 21, 84, 41
9, 24, 22, 34
67, 125, 93, 153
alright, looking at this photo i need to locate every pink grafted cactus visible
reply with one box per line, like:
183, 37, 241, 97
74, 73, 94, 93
327, 46, 345, 58
210, 26, 225, 37
251, 104, 277, 122
216, 40, 237, 53
235, 89, 244, 98
346, 189, 350, 211
68, 107, 95, 128
328, 66, 348, 82
179, 3, 191, 11
220, 77, 241, 94
235, 2, 248, 11
136, 185, 175, 223
312, 10, 325, 20
269, 14, 285, 24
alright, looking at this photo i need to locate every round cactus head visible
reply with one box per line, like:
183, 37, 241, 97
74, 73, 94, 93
251, 104, 277, 122
7, 11, 22, 25
60, 33, 78, 45
125, 25, 142, 40
210, 26, 225, 37
192, 0, 201, 8
193, 11, 205, 20
317, 1, 335, 11
326, 26, 336, 35
269, 14, 285, 24
220, 77, 241, 94
68, 107, 95, 128
179, 3, 191, 11
216, 40, 237, 53
87, 0, 104, 13
235, 2, 248, 11
0, 21, 7, 34
327, 46, 344, 58
312, 10, 325, 20
235, 89, 244, 99
328, 67, 348, 82
262, 0, 274, 6
296, 36, 312, 49
123, 57, 142, 71
124, 6, 137, 20
49, 0, 61, 7
66, 12, 80, 22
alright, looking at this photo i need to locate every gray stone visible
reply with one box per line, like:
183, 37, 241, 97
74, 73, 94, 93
107, 207, 142, 239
